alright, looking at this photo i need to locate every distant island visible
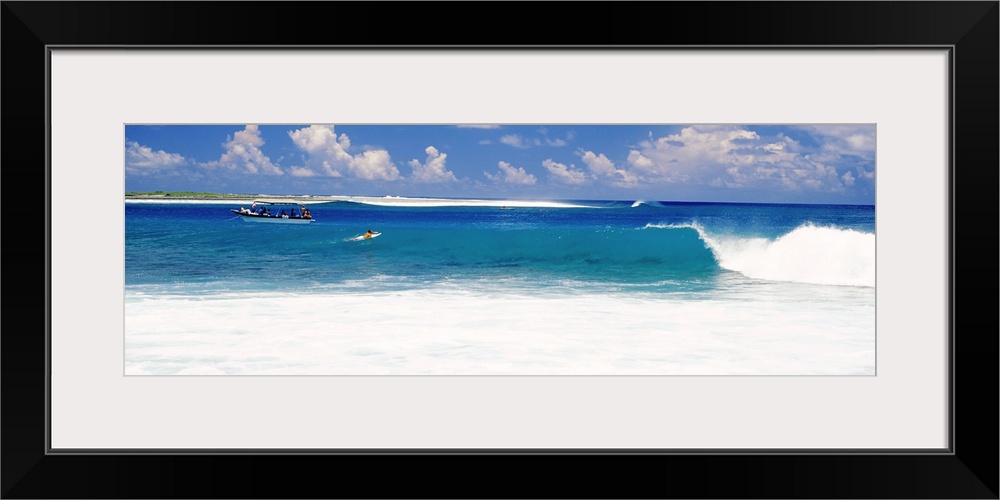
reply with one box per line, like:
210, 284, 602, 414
127, 191, 264, 200
125, 191, 345, 203
122, 191, 597, 207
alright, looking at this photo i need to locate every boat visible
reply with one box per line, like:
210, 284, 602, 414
231, 201, 316, 224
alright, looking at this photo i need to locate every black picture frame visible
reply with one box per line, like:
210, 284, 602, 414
4, 1, 997, 498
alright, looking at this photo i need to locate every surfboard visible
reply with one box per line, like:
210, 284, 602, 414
348, 232, 381, 241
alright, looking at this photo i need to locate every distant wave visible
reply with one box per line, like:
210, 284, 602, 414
342, 196, 593, 209
645, 222, 875, 287
631, 200, 667, 208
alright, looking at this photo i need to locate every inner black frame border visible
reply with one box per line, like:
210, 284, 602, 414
4, 2, 997, 498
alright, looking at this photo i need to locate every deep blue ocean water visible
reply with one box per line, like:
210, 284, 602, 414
125, 199, 875, 295
124, 197, 876, 375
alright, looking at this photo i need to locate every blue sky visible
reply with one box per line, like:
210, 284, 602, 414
125, 124, 875, 204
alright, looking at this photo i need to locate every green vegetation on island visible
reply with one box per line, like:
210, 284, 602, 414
125, 191, 350, 204
126, 191, 254, 199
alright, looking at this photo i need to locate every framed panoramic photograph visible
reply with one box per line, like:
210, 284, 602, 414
6, 1, 997, 498
122, 122, 877, 377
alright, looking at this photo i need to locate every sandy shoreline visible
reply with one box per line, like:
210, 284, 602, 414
124, 194, 594, 208
127, 196, 340, 206
127, 194, 353, 203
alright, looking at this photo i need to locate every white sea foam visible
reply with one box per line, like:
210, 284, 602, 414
646, 223, 876, 288
344, 196, 592, 208
125, 285, 874, 376
631, 200, 666, 208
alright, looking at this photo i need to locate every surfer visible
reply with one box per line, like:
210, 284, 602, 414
363, 229, 374, 239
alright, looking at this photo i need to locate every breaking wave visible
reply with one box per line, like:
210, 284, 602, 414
645, 222, 875, 287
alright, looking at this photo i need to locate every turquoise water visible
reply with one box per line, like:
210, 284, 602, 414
125, 199, 875, 294
124, 198, 876, 375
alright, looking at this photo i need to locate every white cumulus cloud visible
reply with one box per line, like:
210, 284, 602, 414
352, 149, 399, 181
485, 161, 537, 185
580, 150, 637, 186
542, 159, 589, 185
408, 146, 458, 183
289, 166, 316, 177
628, 126, 866, 193
125, 141, 187, 171
842, 171, 856, 186
288, 125, 399, 181
201, 125, 283, 175
627, 150, 655, 172
500, 132, 569, 148
500, 134, 536, 149
796, 125, 876, 159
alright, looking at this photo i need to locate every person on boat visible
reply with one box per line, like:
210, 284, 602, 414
301, 205, 311, 219
239, 206, 249, 214
363, 229, 374, 239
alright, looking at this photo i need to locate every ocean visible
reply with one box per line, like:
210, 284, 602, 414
124, 197, 876, 376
